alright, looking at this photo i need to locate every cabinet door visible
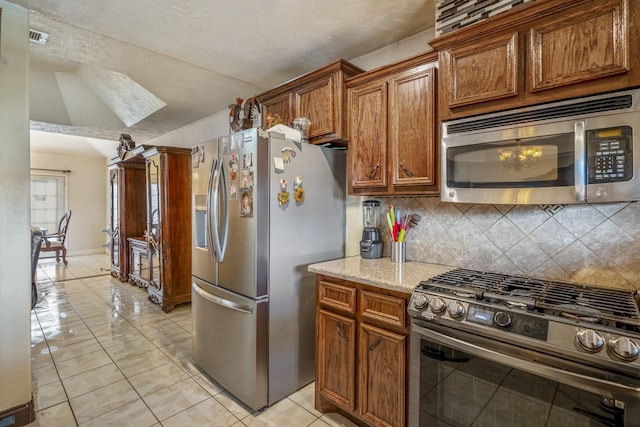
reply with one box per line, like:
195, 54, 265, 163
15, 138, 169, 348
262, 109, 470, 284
261, 91, 292, 128
295, 74, 335, 140
441, 31, 520, 108
109, 168, 120, 273
389, 67, 437, 188
147, 155, 162, 293
348, 80, 388, 191
359, 323, 406, 427
528, 0, 629, 92
316, 309, 356, 411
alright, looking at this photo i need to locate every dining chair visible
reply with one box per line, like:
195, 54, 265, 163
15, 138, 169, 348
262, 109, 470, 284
41, 210, 72, 265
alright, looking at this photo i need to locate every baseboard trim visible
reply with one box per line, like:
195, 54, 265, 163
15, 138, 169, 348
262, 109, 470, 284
0, 396, 35, 427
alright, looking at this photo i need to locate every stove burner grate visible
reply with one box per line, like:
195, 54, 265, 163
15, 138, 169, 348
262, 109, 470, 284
420, 269, 640, 328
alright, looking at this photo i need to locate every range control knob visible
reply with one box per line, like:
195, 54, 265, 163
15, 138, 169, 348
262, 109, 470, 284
576, 329, 605, 352
494, 312, 512, 328
413, 294, 429, 310
447, 301, 465, 319
430, 297, 446, 314
609, 337, 640, 361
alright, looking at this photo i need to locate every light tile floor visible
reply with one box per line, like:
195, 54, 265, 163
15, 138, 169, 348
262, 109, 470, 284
29, 254, 358, 427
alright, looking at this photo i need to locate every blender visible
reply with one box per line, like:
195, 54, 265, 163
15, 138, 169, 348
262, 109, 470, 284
360, 200, 383, 259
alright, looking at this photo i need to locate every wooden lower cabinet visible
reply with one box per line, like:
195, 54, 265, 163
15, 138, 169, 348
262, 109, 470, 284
359, 324, 406, 427
315, 275, 409, 427
317, 309, 357, 411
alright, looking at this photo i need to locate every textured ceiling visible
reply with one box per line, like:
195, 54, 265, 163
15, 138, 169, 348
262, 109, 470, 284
16, 0, 436, 154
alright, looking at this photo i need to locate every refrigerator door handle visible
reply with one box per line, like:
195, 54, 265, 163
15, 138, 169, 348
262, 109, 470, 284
206, 158, 218, 263
211, 158, 229, 262
218, 160, 229, 261
192, 283, 253, 314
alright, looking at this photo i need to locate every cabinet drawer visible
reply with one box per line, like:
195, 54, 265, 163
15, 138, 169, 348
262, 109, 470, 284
360, 290, 406, 329
318, 280, 357, 314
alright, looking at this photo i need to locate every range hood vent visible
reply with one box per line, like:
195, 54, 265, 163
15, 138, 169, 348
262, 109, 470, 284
447, 94, 633, 134
29, 29, 49, 45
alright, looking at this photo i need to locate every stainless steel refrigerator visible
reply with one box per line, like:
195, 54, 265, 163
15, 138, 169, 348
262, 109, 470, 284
191, 127, 346, 411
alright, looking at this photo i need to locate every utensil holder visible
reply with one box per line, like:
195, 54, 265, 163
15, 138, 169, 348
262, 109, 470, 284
390, 242, 406, 263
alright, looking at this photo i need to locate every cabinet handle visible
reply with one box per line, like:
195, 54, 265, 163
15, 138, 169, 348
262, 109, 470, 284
337, 323, 348, 342
368, 338, 382, 351
367, 163, 380, 180
399, 162, 415, 177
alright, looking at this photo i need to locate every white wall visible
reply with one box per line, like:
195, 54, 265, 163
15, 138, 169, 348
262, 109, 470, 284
0, 0, 33, 416
30, 151, 108, 255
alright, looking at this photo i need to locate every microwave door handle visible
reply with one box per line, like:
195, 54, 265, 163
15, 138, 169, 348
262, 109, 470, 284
206, 158, 218, 263
574, 121, 586, 202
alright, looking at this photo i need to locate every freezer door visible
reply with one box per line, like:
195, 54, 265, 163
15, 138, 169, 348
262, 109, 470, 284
191, 276, 268, 411
192, 139, 217, 284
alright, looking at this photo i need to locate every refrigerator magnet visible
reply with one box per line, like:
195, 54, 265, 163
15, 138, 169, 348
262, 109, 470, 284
293, 176, 304, 203
273, 156, 285, 172
278, 179, 289, 206
240, 169, 254, 188
240, 189, 253, 218
229, 183, 237, 200
243, 152, 253, 168
281, 147, 296, 163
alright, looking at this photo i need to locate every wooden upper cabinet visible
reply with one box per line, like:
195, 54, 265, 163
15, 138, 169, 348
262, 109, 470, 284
261, 92, 292, 126
430, 0, 639, 121
528, 0, 629, 92
389, 66, 437, 189
295, 74, 335, 140
441, 32, 520, 107
349, 80, 388, 190
347, 51, 439, 196
256, 60, 363, 146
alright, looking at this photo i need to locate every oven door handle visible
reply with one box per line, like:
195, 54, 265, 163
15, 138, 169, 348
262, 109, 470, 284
413, 323, 640, 399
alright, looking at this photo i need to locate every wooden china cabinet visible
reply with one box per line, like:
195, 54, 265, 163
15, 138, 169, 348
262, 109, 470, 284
141, 146, 192, 312
256, 59, 364, 146
315, 275, 410, 427
346, 51, 439, 196
430, 0, 640, 121
108, 144, 148, 282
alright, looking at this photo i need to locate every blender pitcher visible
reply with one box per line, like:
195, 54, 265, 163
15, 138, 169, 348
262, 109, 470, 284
360, 200, 383, 259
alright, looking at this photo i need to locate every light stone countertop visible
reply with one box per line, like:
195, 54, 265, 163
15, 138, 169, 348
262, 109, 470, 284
308, 256, 456, 294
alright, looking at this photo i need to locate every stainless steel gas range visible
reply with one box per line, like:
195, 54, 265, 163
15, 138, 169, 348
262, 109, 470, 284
408, 268, 640, 427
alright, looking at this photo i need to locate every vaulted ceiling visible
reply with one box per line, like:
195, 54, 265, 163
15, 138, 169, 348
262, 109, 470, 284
14, 0, 436, 155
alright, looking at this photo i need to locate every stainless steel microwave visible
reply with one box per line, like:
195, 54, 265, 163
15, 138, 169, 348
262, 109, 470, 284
441, 89, 640, 205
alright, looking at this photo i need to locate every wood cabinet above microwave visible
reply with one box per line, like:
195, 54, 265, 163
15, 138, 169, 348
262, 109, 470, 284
430, 0, 640, 121
255, 60, 364, 147
346, 51, 439, 196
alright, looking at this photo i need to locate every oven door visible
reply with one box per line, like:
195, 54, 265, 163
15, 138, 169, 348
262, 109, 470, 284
409, 321, 640, 427
441, 120, 585, 205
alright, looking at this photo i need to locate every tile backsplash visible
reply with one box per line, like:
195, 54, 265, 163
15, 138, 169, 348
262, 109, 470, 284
373, 197, 640, 290
436, 0, 536, 36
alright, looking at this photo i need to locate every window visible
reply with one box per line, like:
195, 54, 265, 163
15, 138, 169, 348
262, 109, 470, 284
30, 172, 67, 233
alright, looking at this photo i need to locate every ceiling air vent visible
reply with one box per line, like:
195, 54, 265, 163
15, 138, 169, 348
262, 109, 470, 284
29, 29, 49, 45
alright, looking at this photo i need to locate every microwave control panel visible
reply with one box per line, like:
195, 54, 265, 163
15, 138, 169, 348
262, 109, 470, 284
587, 126, 633, 184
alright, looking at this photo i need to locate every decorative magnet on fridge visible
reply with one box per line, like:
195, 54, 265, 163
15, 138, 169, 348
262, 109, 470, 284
278, 179, 290, 205
293, 176, 305, 203
281, 147, 296, 163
